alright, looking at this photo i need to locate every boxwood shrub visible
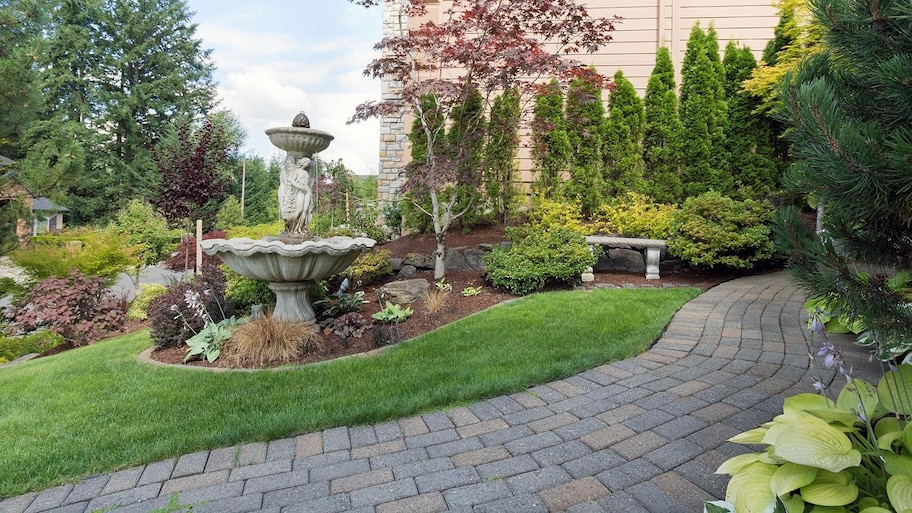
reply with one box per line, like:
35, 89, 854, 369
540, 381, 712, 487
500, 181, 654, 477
483, 226, 597, 295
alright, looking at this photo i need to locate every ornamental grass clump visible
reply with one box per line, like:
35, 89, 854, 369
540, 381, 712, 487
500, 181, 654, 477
222, 315, 321, 366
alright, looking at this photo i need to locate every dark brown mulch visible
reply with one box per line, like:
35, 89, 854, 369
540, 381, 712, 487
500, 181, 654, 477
146, 225, 743, 370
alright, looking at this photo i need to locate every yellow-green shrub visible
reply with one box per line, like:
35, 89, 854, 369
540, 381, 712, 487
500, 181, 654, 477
526, 197, 591, 234
12, 228, 137, 286
0, 331, 65, 364
226, 221, 284, 240
126, 283, 168, 320
592, 192, 677, 239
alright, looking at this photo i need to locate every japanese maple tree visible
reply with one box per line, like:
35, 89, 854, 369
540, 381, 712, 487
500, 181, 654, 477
349, 0, 619, 279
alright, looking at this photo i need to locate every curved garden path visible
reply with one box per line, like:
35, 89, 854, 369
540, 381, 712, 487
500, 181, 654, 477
3, 272, 852, 513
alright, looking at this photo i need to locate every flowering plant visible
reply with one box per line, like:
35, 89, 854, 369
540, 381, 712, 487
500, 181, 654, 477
174, 288, 243, 363
706, 309, 912, 513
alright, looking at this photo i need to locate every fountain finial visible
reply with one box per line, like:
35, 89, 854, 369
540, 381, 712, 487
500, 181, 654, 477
292, 111, 310, 128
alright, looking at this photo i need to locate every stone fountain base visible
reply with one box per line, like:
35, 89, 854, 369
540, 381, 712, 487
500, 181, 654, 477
268, 281, 317, 322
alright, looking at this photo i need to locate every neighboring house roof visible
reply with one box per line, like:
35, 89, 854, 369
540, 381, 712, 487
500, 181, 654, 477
32, 197, 70, 213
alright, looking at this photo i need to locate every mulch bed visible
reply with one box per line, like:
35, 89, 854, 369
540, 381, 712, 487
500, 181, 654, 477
134, 224, 747, 370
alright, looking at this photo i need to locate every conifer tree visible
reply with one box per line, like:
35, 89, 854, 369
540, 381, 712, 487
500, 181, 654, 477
722, 41, 778, 198
530, 79, 571, 199
484, 88, 520, 223
564, 70, 606, 216
679, 23, 730, 198
642, 46, 684, 204
445, 86, 486, 229
602, 70, 645, 198
776, 0, 912, 356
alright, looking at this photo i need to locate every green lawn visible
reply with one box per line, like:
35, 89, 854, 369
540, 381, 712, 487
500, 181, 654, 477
0, 286, 699, 498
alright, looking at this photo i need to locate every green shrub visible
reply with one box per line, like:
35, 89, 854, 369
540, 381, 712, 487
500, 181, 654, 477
12, 228, 137, 286
592, 192, 677, 239
525, 197, 590, 235
342, 249, 392, 289
484, 226, 598, 295
126, 283, 168, 321
0, 331, 65, 364
667, 191, 774, 269
223, 269, 274, 314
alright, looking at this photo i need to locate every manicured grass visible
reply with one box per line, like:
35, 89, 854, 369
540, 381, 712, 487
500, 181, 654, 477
0, 286, 699, 498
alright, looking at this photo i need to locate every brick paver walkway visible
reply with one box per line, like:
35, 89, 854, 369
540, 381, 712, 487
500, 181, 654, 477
2, 272, 830, 513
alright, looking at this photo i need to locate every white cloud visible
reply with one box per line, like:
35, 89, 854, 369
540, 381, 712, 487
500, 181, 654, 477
189, 0, 383, 175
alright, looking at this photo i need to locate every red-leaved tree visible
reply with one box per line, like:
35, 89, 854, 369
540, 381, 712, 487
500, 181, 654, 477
349, 0, 619, 279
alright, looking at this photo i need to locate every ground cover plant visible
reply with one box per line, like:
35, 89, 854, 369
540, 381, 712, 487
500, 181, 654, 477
0, 286, 698, 498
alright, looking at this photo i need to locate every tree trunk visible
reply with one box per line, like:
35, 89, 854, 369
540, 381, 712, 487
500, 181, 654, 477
434, 230, 446, 280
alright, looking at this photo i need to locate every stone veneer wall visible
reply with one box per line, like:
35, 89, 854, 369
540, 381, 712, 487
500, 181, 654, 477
378, 0, 408, 206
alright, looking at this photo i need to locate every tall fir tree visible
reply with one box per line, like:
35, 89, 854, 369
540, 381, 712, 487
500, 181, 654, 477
564, 70, 606, 217
776, 0, 912, 357
602, 69, 645, 199
679, 23, 731, 198
0, 0, 47, 159
484, 88, 520, 223
530, 79, 571, 199
722, 41, 778, 198
642, 46, 684, 204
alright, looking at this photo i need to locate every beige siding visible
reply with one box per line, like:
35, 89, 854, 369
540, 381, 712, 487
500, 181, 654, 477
377, 0, 779, 202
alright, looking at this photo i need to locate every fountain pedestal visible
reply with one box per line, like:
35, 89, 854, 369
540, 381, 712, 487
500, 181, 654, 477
268, 281, 316, 321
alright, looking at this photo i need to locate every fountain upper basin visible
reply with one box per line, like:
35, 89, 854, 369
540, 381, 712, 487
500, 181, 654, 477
201, 236, 376, 282
265, 127, 334, 155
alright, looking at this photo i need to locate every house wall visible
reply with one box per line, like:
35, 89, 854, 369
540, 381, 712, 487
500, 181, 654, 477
377, 0, 779, 203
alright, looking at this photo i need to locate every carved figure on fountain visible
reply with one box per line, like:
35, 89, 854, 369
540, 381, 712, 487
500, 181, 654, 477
279, 154, 316, 238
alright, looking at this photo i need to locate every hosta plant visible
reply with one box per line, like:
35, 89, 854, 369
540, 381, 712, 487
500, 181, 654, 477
706, 364, 912, 513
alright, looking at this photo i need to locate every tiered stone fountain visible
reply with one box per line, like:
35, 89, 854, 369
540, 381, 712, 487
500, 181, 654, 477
201, 113, 375, 322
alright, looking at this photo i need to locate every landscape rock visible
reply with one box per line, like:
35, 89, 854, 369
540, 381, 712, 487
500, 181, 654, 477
403, 252, 434, 269
397, 265, 418, 278
389, 257, 404, 271
660, 258, 688, 273
594, 248, 645, 273
378, 278, 429, 305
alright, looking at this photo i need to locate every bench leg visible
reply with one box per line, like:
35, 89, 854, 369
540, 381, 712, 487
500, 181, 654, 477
646, 247, 661, 280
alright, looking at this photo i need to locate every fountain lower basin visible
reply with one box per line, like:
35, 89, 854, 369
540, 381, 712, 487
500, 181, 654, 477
201, 236, 376, 322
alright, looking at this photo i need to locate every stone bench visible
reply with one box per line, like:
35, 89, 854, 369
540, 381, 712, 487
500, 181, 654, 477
584, 236, 668, 280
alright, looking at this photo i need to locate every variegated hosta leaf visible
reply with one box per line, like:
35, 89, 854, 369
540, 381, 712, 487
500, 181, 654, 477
726, 462, 778, 513
878, 366, 912, 416
769, 422, 861, 473
879, 430, 904, 451
837, 379, 879, 421
717, 453, 762, 475
798, 470, 858, 506
806, 408, 861, 428
878, 417, 903, 436
883, 452, 912, 478
858, 507, 895, 513
703, 500, 736, 513
783, 394, 837, 415
779, 493, 805, 513
771, 462, 818, 496
730, 427, 770, 444
888, 473, 912, 511
902, 422, 912, 455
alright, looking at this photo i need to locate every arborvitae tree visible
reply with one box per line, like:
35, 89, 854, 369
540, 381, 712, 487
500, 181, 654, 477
602, 69, 645, 198
446, 86, 486, 229
722, 41, 778, 198
564, 70, 606, 217
642, 46, 684, 204
484, 88, 520, 223
776, 0, 912, 357
239, 156, 279, 226
679, 23, 731, 198
530, 79, 571, 199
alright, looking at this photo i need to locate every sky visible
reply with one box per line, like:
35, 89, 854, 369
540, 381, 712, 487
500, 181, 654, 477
185, 1, 383, 175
